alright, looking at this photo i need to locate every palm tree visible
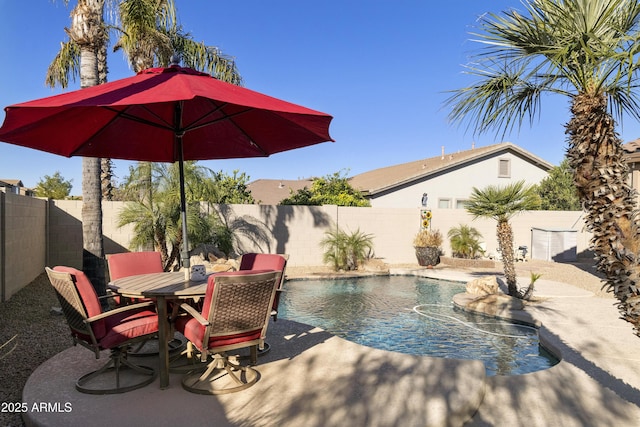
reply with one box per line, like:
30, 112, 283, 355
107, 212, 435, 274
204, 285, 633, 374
55, 0, 108, 294
321, 228, 374, 271
446, 0, 640, 334
114, 0, 242, 82
447, 224, 483, 259
465, 181, 540, 297
119, 161, 218, 269
46, 0, 241, 290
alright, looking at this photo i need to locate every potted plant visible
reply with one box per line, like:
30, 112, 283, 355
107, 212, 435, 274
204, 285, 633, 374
413, 229, 443, 267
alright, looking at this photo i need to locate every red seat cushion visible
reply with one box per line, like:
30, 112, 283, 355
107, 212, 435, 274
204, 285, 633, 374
107, 252, 163, 304
239, 254, 286, 311
176, 315, 261, 351
107, 252, 163, 280
99, 308, 159, 349
175, 270, 272, 352
53, 266, 159, 348
53, 266, 107, 339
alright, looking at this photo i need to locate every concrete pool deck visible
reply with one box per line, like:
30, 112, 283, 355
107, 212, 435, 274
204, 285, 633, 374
22, 268, 640, 427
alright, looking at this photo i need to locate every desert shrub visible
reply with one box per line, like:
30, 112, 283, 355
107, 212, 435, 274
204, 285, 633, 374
413, 229, 443, 247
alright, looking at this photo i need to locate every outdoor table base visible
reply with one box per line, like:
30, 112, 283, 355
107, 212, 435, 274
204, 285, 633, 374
108, 272, 207, 388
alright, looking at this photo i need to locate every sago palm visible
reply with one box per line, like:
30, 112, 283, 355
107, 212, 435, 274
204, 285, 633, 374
465, 181, 540, 297
446, 0, 640, 334
448, 224, 483, 259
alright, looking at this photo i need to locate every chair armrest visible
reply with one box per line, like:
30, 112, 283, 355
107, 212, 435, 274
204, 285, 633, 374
179, 303, 209, 326
84, 301, 156, 323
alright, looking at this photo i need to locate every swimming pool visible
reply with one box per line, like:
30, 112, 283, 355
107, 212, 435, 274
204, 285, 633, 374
278, 275, 559, 376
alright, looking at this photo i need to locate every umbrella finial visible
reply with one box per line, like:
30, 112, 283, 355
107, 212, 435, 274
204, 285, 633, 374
170, 53, 181, 67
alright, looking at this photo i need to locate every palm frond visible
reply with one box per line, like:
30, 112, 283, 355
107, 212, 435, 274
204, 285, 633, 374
45, 40, 80, 88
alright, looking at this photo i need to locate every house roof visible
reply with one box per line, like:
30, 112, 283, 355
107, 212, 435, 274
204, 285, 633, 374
0, 179, 24, 187
623, 139, 640, 163
247, 179, 313, 205
348, 142, 554, 196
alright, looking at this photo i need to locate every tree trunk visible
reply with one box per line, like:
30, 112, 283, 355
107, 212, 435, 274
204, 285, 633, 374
566, 92, 640, 335
101, 158, 113, 200
497, 220, 518, 297
71, 0, 107, 294
82, 157, 105, 294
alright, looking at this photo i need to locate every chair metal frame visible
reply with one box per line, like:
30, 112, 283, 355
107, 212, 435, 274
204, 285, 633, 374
177, 270, 279, 394
46, 267, 159, 394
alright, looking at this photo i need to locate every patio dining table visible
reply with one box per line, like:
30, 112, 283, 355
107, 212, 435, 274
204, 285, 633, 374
107, 271, 208, 389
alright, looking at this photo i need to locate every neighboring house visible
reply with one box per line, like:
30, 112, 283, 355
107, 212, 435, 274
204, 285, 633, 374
247, 142, 554, 208
349, 142, 554, 208
623, 139, 640, 202
0, 179, 34, 197
247, 179, 312, 205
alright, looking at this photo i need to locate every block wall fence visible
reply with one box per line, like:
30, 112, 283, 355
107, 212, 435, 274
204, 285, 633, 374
0, 193, 592, 301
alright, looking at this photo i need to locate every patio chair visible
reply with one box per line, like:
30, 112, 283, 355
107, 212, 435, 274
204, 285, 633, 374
107, 250, 164, 277
238, 253, 289, 321
45, 266, 159, 394
107, 251, 184, 356
174, 270, 279, 395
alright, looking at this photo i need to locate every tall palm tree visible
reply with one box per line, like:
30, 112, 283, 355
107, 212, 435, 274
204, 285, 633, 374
54, 0, 108, 294
446, 0, 640, 334
47, 0, 242, 196
465, 181, 540, 297
46, 0, 241, 291
114, 0, 242, 82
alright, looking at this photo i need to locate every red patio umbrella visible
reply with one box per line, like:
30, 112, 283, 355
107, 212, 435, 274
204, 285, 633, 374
0, 64, 333, 269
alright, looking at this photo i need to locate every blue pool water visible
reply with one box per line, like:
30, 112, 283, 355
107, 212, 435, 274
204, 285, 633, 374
278, 275, 559, 376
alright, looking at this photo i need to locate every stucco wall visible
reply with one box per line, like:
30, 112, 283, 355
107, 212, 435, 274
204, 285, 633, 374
50, 201, 591, 268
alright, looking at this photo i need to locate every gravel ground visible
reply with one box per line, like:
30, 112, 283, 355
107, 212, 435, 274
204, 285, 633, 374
0, 258, 610, 427
1, 274, 70, 427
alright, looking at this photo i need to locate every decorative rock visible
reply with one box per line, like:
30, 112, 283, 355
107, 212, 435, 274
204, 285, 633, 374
466, 294, 525, 316
361, 258, 389, 273
190, 254, 207, 266
466, 276, 499, 296
211, 263, 234, 273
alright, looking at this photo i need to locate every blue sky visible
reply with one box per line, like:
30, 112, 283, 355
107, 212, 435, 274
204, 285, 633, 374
2, 1, 640, 195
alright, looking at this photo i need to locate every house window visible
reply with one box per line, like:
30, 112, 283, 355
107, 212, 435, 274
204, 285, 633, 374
498, 158, 511, 177
438, 198, 451, 209
455, 199, 468, 209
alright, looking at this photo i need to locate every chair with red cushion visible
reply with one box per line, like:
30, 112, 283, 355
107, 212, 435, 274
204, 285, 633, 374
107, 251, 164, 305
174, 270, 279, 394
238, 253, 288, 321
45, 266, 159, 394
107, 251, 164, 281
107, 251, 184, 356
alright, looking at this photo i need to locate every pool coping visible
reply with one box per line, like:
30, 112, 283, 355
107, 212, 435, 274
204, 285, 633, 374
22, 266, 640, 426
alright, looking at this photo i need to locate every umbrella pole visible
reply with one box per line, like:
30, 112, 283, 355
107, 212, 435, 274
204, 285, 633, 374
175, 103, 190, 275
178, 149, 190, 274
